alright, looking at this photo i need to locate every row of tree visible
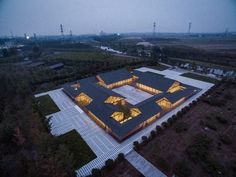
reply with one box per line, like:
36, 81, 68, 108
0, 64, 75, 177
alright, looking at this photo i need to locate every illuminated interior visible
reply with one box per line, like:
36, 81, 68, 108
156, 97, 172, 110
130, 108, 141, 117
167, 81, 186, 93
105, 96, 124, 105
106, 78, 133, 89
75, 92, 92, 106
111, 107, 141, 124
136, 83, 162, 95
111, 112, 124, 122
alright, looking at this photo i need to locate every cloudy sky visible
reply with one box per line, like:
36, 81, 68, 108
0, 0, 235, 36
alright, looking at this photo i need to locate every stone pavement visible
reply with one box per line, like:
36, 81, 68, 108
126, 150, 167, 177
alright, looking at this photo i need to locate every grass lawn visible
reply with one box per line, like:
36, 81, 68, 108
59, 130, 96, 169
45, 51, 110, 61
181, 73, 218, 84
35, 95, 60, 115
148, 64, 169, 71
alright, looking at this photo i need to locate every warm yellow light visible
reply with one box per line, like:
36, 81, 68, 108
167, 81, 185, 93
130, 108, 141, 117
156, 97, 172, 110
105, 96, 124, 105
75, 92, 92, 106
111, 112, 124, 122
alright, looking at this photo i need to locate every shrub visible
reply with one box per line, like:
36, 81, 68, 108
185, 106, 190, 111
186, 134, 212, 162
167, 118, 174, 126
91, 168, 101, 177
181, 108, 187, 115
105, 159, 114, 170
117, 153, 125, 162
219, 134, 232, 145
133, 141, 140, 150
174, 122, 189, 133
174, 160, 192, 177
156, 125, 163, 133
141, 136, 148, 145
215, 115, 228, 124
150, 130, 156, 139
172, 115, 177, 122
176, 111, 182, 118
162, 122, 169, 129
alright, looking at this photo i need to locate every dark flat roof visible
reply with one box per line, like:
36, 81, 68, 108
63, 68, 201, 139
133, 70, 175, 92
98, 68, 133, 85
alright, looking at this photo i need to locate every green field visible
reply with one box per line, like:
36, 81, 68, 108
181, 73, 219, 84
35, 95, 60, 115
59, 130, 97, 168
53, 51, 109, 61
148, 64, 169, 71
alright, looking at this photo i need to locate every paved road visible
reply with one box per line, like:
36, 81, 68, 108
126, 151, 167, 177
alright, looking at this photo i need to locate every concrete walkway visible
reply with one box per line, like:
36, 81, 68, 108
126, 151, 167, 177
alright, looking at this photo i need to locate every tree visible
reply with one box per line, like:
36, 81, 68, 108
2, 49, 9, 57
105, 159, 114, 170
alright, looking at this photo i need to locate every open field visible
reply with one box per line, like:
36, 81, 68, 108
181, 73, 219, 84
42, 51, 109, 61
59, 130, 97, 169
42, 51, 139, 63
138, 81, 236, 177
35, 94, 60, 115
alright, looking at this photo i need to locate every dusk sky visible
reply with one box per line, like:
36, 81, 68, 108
0, 0, 236, 36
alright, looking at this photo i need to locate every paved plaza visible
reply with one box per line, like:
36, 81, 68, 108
112, 85, 153, 105
35, 67, 214, 177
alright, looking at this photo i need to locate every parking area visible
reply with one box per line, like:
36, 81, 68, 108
112, 85, 153, 105
35, 67, 214, 176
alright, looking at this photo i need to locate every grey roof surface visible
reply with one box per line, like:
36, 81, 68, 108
133, 70, 175, 92
98, 68, 133, 85
63, 69, 200, 139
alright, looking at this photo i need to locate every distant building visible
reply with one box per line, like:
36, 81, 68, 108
49, 63, 64, 70
29, 61, 45, 67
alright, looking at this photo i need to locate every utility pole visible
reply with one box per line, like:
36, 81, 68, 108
70, 30, 73, 38
60, 24, 64, 37
225, 28, 229, 37
188, 22, 192, 34
34, 33, 37, 40
153, 22, 156, 36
